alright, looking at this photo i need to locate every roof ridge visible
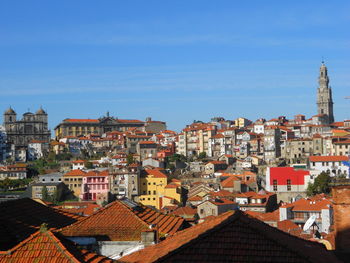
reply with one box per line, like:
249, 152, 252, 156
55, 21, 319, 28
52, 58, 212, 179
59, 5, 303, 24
123, 211, 236, 262
240, 213, 333, 262
0, 230, 80, 263
117, 201, 151, 229
44, 231, 81, 263
0, 230, 41, 255
58, 201, 114, 231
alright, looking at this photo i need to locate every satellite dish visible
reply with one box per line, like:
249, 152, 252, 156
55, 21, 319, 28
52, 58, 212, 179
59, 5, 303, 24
303, 215, 317, 231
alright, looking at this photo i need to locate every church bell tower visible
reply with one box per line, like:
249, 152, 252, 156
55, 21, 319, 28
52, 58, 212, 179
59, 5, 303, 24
317, 62, 334, 124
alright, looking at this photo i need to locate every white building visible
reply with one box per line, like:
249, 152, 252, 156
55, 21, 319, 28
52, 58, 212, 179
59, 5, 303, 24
309, 155, 349, 178
27, 140, 49, 161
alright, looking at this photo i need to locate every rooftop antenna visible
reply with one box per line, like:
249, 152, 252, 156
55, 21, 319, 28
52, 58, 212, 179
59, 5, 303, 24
321, 56, 324, 64
303, 215, 317, 232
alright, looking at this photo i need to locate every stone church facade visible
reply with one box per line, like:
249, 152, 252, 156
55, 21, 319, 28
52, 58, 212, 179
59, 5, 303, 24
3, 107, 51, 148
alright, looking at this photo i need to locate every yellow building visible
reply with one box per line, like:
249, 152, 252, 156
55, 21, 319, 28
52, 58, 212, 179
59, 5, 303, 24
234, 117, 252, 128
62, 169, 86, 198
139, 169, 181, 209
177, 123, 216, 157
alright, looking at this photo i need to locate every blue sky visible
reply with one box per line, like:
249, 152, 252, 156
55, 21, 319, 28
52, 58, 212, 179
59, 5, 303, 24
0, 1, 349, 132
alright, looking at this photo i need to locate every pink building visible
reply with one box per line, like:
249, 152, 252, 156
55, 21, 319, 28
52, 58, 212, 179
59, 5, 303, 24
81, 170, 109, 203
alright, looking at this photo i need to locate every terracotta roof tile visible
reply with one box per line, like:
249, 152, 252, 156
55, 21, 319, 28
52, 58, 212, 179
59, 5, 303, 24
187, 195, 203, 201
277, 220, 303, 237
245, 209, 279, 222
0, 198, 82, 251
0, 229, 113, 263
120, 211, 340, 263
170, 207, 197, 217
221, 176, 240, 188
85, 170, 109, 177
61, 200, 185, 240
64, 119, 99, 123
145, 169, 167, 178
309, 155, 349, 162
281, 198, 332, 212
64, 169, 86, 176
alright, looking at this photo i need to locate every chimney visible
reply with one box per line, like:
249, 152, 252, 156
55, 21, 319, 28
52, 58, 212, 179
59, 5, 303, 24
332, 180, 350, 253
141, 230, 156, 247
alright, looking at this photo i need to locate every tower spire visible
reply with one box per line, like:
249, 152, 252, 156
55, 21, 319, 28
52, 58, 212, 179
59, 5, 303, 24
316, 62, 334, 124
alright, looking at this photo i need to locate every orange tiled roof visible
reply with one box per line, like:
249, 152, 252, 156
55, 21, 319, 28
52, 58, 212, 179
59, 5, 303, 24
54, 202, 101, 217
139, 140, 157, 144
64, 169, 86, 177
245, 209, 279, 222
0, 229, 113, 263
64, 118, 99, 123
309, 155, 348, 162
72, 159, 86, 163
171, 206, 197, 217
211, 134, 224, 139
221, 176, 240, 188
187, 195, 203, 201
165, 183, 178, 188
281, 198, 332, 212
145, 169, 167, 178
60, 200, 185, 241
171, 179, 181, 183
85, 170, 109, 177
277, 220, 302, 237
120, 210, 339, 263
0, 198, 82, 251
333, 139, 350, 144
117, 119, 144, 123
208, 198, 236, 206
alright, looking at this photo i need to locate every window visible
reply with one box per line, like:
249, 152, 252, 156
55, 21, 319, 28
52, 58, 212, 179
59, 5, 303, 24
273, 180, 277, 192
143, 191, 146, 194
287, 179, 291, 191
153, 190, 156, 195
200, 209, 204, 214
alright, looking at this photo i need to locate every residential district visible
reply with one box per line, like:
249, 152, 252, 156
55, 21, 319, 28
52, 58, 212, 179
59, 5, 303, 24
0, 62, 349, 262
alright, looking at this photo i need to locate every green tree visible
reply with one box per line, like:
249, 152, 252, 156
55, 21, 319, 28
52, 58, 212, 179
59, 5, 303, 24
51, 188, 62, 204
0, 178, 11, 191
127, 154, 134, 165
85, 161, 94, 169
168, 154, 187, 163
47, 151, 56, 162
306, 172, 331, 196
198, 152, 207, 159
41, 186, 50, 201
